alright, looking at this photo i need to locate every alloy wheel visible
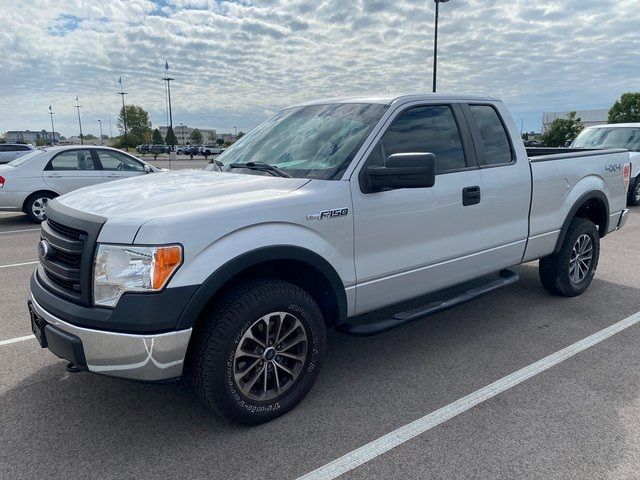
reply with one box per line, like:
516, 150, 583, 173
233, 311, 308, 401
31, 197, 50, 221
569, 234, 593, 284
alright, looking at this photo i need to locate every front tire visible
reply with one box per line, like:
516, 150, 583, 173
187, 279, 326, 425
539, 218, 600, 297
24, 192, 57, 223
628, 177, 640, 207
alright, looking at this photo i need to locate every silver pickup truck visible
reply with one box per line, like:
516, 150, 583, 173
28, 94, 631, 424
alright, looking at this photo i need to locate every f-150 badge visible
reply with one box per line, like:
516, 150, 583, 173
306, 208, 349, 220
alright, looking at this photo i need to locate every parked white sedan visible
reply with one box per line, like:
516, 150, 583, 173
0, 146, 160, 221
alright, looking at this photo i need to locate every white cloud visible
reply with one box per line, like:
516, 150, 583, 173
0, 0, 638, 137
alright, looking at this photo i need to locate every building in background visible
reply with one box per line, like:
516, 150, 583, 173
159, 125, 216, 145
217, 133, 238, 144
542, 109, 608, 134
6, 129, 62, 144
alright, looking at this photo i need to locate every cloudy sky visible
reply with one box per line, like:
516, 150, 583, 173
1, 0, 638, 138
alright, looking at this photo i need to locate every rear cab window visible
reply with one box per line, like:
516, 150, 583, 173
467, 105, 514, 166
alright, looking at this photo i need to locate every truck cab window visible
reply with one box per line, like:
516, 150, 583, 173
469, 105, 513, 165
379, 105, 466, 174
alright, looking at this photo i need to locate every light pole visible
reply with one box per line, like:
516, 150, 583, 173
433, 0, 450, 93
162, 62, 175, 151
98, 119, 104, 145
75, 96, 84, 145
117, 77, 128, 150
48, 105, 55, 145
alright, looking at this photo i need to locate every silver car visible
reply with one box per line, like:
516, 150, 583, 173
0, 143, 37, 163
0, 145, 159, 221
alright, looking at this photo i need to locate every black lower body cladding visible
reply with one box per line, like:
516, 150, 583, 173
31, 270, 198, 334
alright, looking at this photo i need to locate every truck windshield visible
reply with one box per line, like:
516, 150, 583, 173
572, 127, 640, 152
216, 103, 388, 180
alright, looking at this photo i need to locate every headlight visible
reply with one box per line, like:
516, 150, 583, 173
93, 244, 182, 307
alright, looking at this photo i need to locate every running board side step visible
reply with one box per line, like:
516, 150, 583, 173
336, 270, 519, 337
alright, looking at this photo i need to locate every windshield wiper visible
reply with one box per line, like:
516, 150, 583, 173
229, 161, 292, 178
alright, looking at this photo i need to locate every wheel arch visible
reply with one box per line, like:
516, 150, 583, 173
177, 245, 348, 330
21, 189, 59, 213
554, 190, 609, 254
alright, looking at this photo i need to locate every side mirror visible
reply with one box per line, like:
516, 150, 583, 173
143, 164, 152, 174
366, 153, 436, 192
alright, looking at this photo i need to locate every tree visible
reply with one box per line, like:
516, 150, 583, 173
152, 128, 163, 145
608, 92, 640, 124
165, 127, 177, 148
117, 104, 152, 148
237, 131, 245, 139
190, 128, 203, 145
216, 138, 224, 146
541, 111, 583, 147
207, 131, 216, 143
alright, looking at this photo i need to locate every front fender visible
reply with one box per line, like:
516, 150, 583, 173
169, 221, 354, 289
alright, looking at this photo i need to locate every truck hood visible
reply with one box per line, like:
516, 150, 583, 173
57, 170, 310, 219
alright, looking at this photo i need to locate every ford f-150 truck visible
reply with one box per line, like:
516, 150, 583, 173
28, 94, 632, 425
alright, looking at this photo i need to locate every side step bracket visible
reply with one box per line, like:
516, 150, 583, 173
336, 270, 519, 337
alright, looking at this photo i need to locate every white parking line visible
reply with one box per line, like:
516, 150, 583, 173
0, 228, 40, 235
0, 335, 34, 347
0, 261, 38, 269
298, 310, 640, 480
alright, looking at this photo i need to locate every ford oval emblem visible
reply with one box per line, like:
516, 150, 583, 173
38, 240, 51, 259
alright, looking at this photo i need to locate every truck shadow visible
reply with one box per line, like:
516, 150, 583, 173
1, 264, 639, 479
0, 213, 35, 230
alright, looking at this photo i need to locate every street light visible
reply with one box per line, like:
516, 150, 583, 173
75, 96, 84, 145
433, 0, 450, 93
162, 62, 175, 151
98, 119, 104, 145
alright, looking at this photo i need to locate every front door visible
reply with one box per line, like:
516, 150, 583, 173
351, 103, 484, 315
94, 150, 147, 182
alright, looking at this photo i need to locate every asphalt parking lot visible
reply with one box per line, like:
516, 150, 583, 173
1, 207, 639, 480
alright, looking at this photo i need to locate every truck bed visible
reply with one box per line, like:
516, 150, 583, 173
522, 148, 630, 262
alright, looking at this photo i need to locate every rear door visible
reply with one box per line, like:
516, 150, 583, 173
42, 149, 104, 194
94, 150, 147, 182
351, 102, 483, 315
462, 103, 531, 272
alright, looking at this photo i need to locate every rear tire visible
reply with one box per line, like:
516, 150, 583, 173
187, 279, 326, 425
539, 218, 599, 297
628, 177, 640, 207
24, 192, 57, 223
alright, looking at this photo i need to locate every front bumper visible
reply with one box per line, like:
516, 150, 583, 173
29, 293, 192, 381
